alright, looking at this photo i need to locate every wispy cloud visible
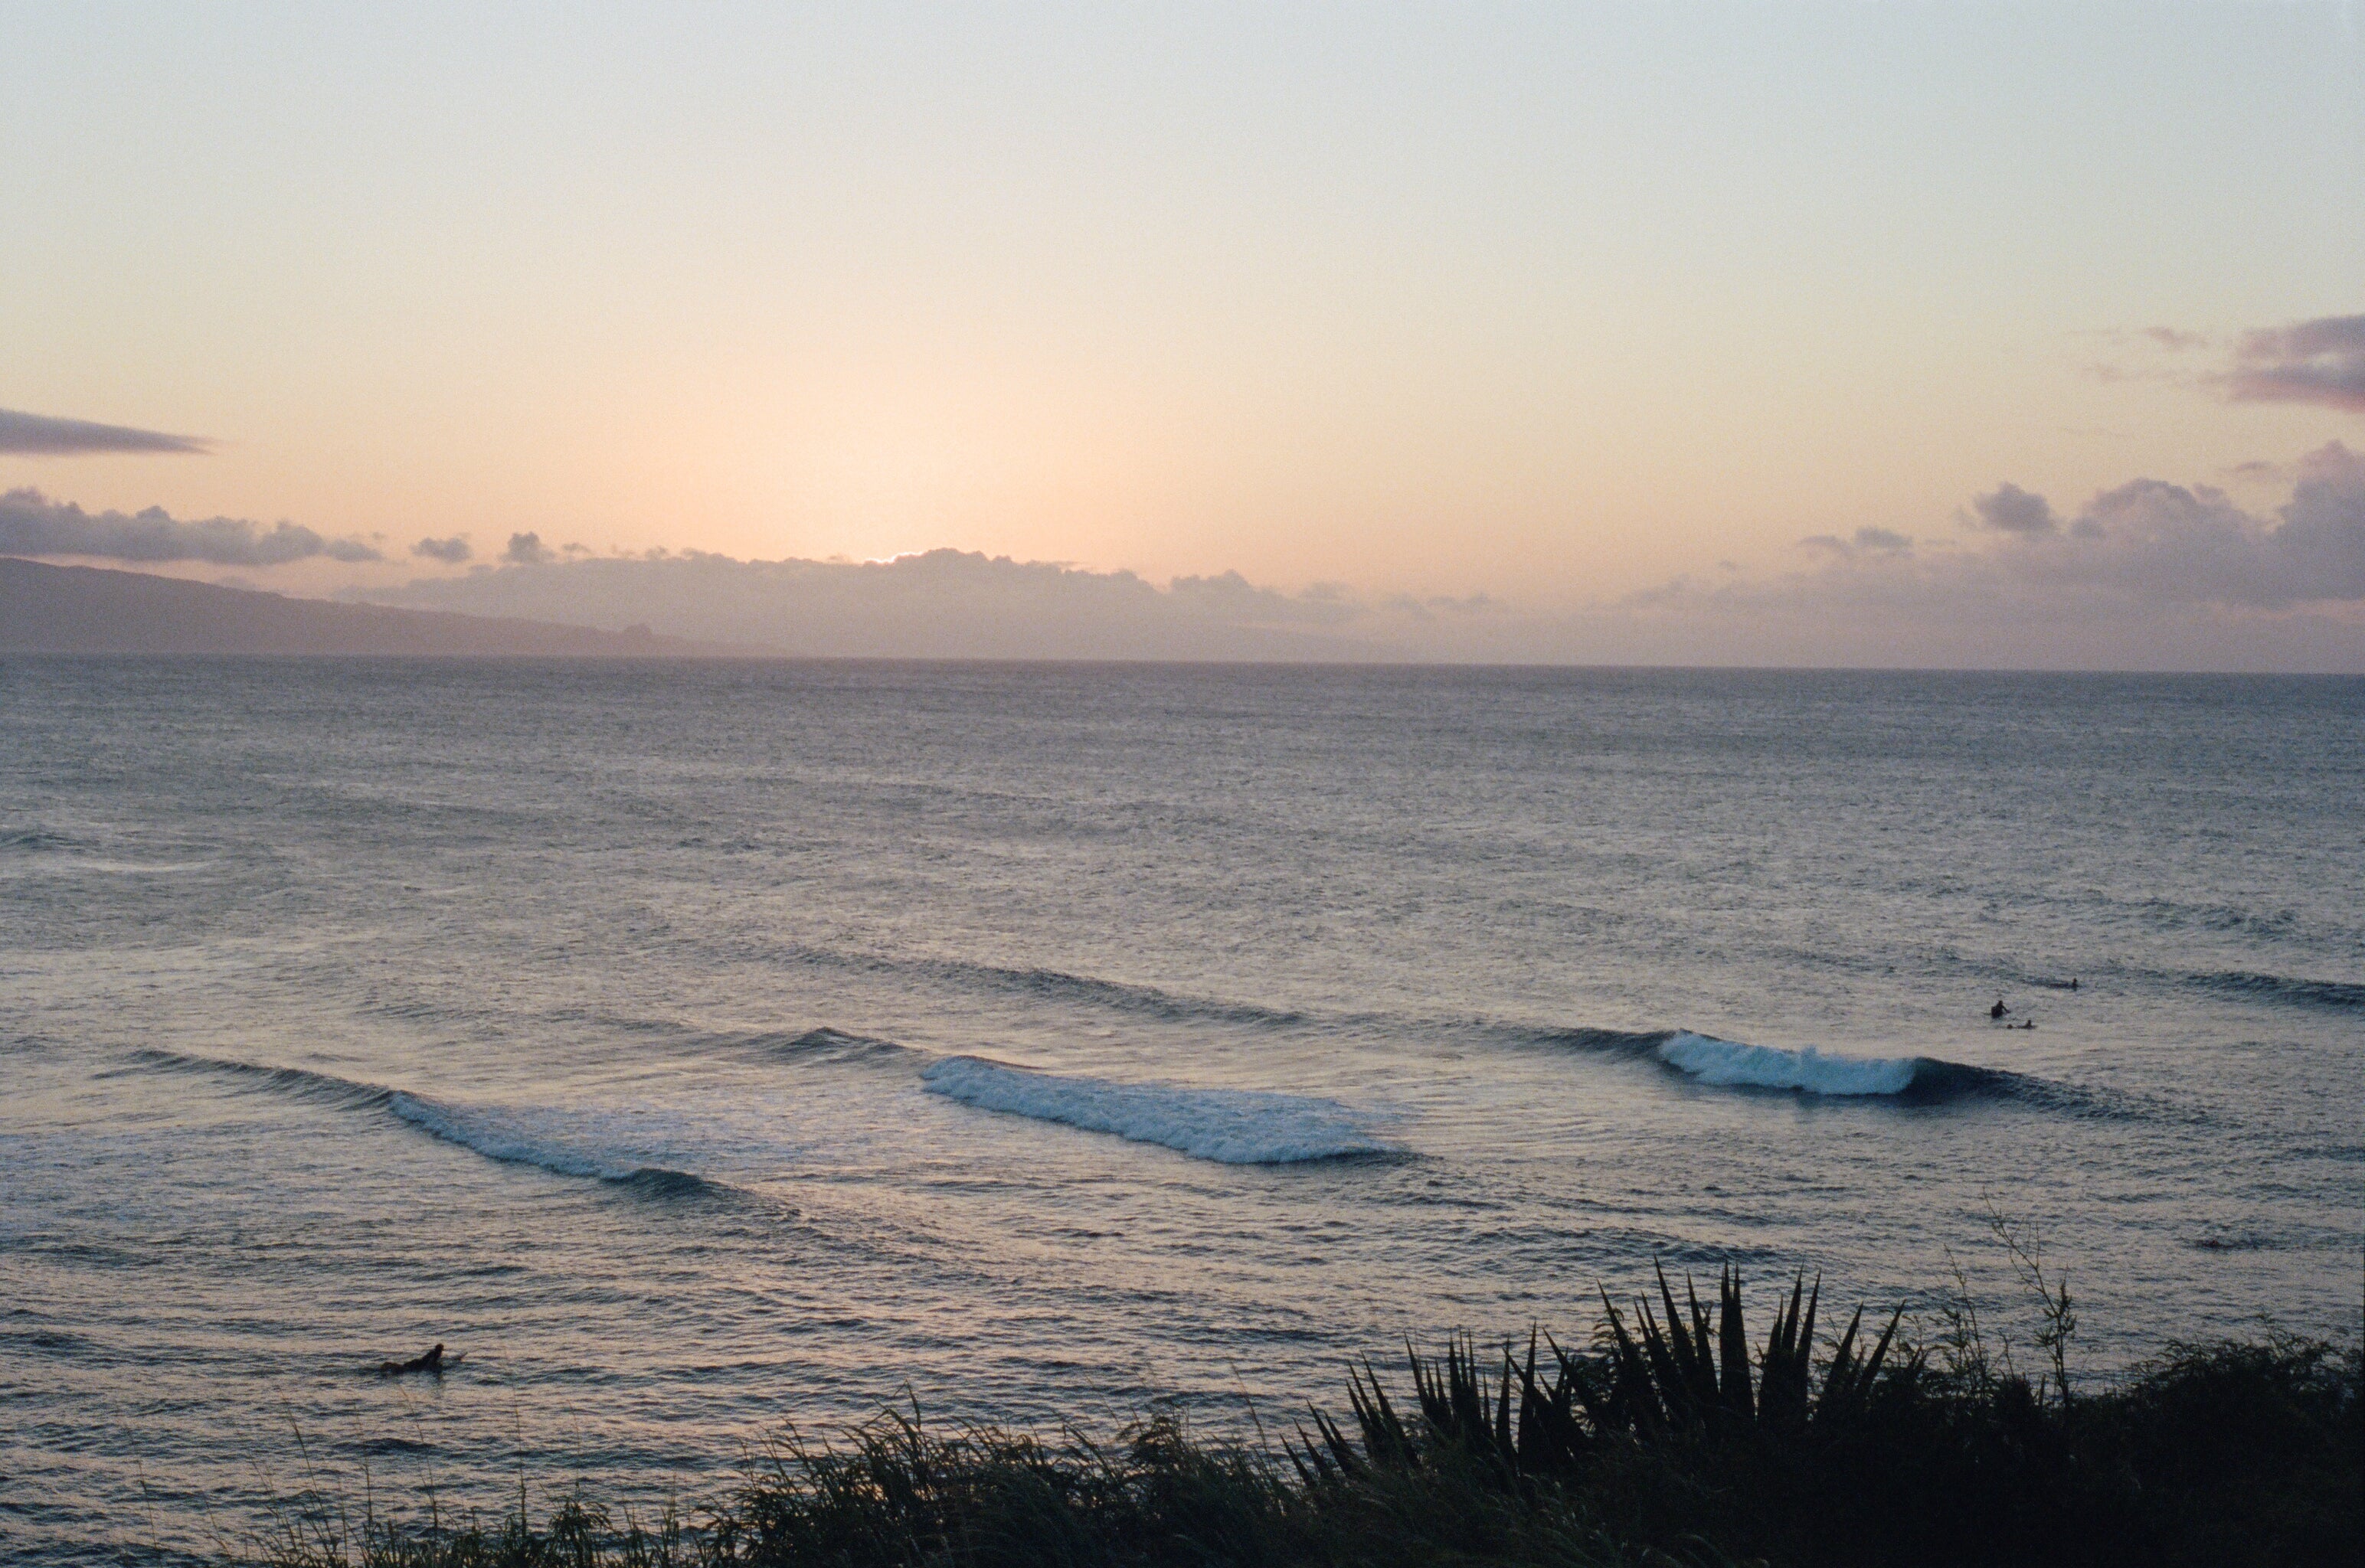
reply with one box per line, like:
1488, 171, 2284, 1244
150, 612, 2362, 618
0, 488, 380, 565
2140, 326, 2208, 352
1801, 527, 1914, 557
2225, 315, 2365, 413
411, 534, 472, 564
2084, 315, 2365, 415
0, 407, 211, 456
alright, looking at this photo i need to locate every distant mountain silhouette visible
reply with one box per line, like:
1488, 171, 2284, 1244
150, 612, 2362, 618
0, 557, 753, 655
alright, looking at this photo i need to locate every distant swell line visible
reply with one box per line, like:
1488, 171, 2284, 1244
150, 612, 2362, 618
738, 941, 1312, 1030
920, 1055, 1400, 1165
926, 962, 1310, 1029
2190, 971, 2365, 1012
124, 1048, 723, 1197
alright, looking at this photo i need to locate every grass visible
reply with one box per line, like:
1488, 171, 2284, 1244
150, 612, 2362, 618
247, 1266, 2360, 1568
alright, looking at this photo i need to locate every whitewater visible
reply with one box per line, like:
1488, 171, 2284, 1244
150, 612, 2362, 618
4, 661, 2359, 1564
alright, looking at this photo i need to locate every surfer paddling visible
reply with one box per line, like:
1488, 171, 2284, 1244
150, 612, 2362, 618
377, 1342, 456, 1377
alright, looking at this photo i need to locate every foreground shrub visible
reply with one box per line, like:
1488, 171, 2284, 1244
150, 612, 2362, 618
249, 1269, 2361, 1568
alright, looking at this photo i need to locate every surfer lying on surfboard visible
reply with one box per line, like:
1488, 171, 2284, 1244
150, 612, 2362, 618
377, 1342, 460, 1377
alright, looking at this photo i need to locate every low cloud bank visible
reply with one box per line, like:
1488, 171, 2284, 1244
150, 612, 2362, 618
1599, 444, 2364, 670
364, 548, 1447, 660
0, 407, 210, 456
1680, 442, 2363, 618
10, 443, 2357, 670
1929, 443, 2365, 608
0, 487, 381, 566
355, 446, 2361, 671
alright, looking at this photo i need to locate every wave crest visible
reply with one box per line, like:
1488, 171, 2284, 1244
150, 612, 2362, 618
384, 1093, 716, 1193
920, 1056, 1397, 1164
126, 1048, 718, 1196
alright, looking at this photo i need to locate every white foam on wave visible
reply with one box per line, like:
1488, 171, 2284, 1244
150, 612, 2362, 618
920, 1056, 1397, 1164
1654, 1032, 1920, 1096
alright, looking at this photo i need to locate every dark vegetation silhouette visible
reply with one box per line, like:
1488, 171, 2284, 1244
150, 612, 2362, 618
247, 1266, 2359, 1568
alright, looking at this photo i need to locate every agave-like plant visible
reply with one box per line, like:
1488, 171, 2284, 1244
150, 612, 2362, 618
1292, 1264, 1922, 1488
1588, 1263, 1918, 1441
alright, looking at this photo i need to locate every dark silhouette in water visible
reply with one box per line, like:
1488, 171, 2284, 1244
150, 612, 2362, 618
377, 1342, 455, 1377
1990, 998, 2010, 1020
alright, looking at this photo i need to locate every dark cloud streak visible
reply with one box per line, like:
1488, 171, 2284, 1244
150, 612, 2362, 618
0, 408, 211, 455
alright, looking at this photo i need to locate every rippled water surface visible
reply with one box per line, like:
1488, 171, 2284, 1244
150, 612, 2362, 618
4, 661, 2360, 1560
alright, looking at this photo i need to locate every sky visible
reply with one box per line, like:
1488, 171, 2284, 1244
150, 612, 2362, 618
2, 2, 2361, 667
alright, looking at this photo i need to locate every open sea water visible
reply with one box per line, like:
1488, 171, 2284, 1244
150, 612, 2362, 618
3, 659, 2360, 1560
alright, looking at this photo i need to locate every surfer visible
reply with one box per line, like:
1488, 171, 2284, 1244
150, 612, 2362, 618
1989, 998, 2009, 1021
378, 1343, 449, 1377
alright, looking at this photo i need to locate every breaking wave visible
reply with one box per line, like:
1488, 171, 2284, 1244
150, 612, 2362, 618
1644, 1031, 2109, 1112
1497, 1029, 2117, 1113
1654, 1033, 1925, 1096
919, 1055, 1398, 1164
126, 1048, 720, 1196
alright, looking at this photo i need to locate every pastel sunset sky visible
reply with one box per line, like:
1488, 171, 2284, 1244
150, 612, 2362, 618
3, 2, 2360, 665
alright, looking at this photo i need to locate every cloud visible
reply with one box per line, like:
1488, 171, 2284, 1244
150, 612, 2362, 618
1968, 482, 2059, 536
1165, 569, 1362, 626
1377, 591, 1500, 619
2141, 326, 2207, 352
1637, 446, 2365, 632
0, 407, 211, 456
411, 534, 472, 564
2039, 445, 2363, 607
1801, 526, 1914, 557
358, 546, 1444, 660
2225, 314, 2365, 413
0, 488, 380, 565
346, 452, 2361, 671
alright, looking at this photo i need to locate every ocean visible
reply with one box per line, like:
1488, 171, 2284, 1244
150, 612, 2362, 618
3, 659, 2359, 1561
